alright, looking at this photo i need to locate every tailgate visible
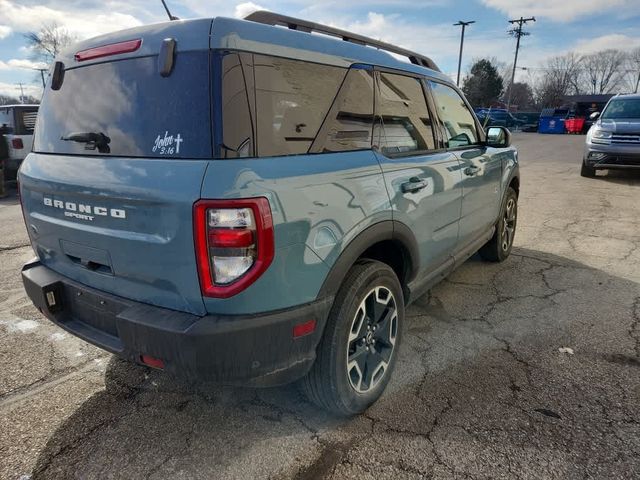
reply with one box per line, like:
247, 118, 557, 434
20, 19, 215, 315
20, 153, 208, 315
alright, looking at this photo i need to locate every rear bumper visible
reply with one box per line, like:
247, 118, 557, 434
22, 260, 332, 387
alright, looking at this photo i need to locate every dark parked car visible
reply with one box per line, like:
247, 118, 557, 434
475, 108, 526, 130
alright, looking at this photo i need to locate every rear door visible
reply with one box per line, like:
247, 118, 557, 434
428, 80, 501, 250
19, 19, 213, 315
374, 70, 462, 275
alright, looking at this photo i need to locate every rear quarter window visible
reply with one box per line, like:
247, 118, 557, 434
253, 55, 346, 157
34, 52, 211, 158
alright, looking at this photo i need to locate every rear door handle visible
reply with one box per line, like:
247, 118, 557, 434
401, 177, 428, 193
464, 166, 480, 176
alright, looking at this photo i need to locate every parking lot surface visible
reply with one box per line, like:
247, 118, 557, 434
1, 133, 639, 479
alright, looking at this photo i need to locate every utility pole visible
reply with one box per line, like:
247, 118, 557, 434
17, 83, 25, 103
506, 16, 535, 111
36, 68, 47, 88
453, 20, 475, 87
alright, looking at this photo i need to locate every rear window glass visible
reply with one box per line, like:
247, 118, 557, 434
375, 72, 436, 156
34, 52, 211, 158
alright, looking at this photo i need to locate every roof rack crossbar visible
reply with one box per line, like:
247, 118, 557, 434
244, 11, 440, 72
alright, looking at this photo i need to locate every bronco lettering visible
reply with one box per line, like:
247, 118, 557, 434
43, 197, 126, 220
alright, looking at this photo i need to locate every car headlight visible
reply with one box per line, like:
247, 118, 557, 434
592, 129, 612, 139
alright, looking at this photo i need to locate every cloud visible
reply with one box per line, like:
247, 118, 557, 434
0, 24, 10, 38
573, 34, 640, 54
480, 0, 633, 22
234, 2, 266, 19
0, 59, 48, 70
0, 0, 144, 39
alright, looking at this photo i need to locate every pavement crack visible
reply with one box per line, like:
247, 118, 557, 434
629, 296, 640, 358
0, 243, 30, 252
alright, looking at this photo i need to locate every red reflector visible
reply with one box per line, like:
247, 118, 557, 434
293, 319, 317, 338
11, 138, 23, 149
208, 229, 254, 248
140, 354, 164, 369
75, 39, 142, 62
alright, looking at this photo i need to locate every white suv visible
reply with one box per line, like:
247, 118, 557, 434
0, 104, 39, 179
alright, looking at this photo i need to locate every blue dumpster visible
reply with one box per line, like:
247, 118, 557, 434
538, 108, 569, 134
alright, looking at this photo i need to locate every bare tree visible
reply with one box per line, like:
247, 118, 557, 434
534, 52, 583, 107
24, 22, 75, 65
581, 49, 626, 94
623, 47, 640, 93
0, 95, 21, 106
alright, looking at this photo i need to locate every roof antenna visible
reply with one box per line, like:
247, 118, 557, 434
160, 0, 179, 20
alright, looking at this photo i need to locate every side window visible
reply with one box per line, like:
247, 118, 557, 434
311, 68, 375, 153
429, 81, 479, 148
374, 72, 436, 156
221, 53, 254, 158
254, 55, 346, 157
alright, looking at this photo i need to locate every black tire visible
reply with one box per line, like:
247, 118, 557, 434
479, 187, 518, 262
301, 260, 404, 415
580, 162, 596, 178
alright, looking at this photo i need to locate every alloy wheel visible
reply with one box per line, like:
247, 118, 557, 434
501, 197, 517, 251
346, 286, 398, 393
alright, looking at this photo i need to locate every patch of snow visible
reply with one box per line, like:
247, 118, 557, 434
50, 332, 67, 341
558, 347, 575, 355
0, 319, 40, 333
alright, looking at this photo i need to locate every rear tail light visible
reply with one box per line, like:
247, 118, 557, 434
11, 138, 23, 149
75, 39, 142, 62
194, 198, 274, 298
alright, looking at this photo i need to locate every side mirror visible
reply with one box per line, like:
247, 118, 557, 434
589, 111, 600, 120
485, 126, 511, 148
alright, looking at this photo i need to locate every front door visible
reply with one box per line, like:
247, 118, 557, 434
428, 80, 501, 249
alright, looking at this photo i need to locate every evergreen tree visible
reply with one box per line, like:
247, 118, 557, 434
462, 59, 504, 107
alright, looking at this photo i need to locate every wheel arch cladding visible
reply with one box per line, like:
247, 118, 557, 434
509, 175, 520, 197
317, 221, 419, 302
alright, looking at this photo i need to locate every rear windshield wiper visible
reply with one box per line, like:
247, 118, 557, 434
61, 132, 111, 154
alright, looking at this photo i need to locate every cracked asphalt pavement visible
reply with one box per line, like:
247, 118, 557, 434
1, 133, 639, 479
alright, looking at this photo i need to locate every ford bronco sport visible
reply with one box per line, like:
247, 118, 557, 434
20, 12, 519, 415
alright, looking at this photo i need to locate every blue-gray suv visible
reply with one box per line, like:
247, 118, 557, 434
19, 12, 519, 415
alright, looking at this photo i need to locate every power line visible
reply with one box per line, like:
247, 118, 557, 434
453, 20, 475, 87
506, 16, 536, 111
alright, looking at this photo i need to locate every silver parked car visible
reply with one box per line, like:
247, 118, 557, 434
582, 93, 640, 177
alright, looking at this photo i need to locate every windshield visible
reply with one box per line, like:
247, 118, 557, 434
13, 107, 39, 135
601, 98, 640, 120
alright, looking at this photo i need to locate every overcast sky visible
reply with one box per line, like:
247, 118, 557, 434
1, 0, 639, 98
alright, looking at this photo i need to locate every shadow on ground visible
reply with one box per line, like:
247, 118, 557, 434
30, 248, 640, 479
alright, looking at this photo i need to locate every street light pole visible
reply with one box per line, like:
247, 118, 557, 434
506, 16, 535, 111
454, 20, 475, 87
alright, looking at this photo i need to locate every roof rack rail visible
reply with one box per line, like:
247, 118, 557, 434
244, 11, 441, 72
